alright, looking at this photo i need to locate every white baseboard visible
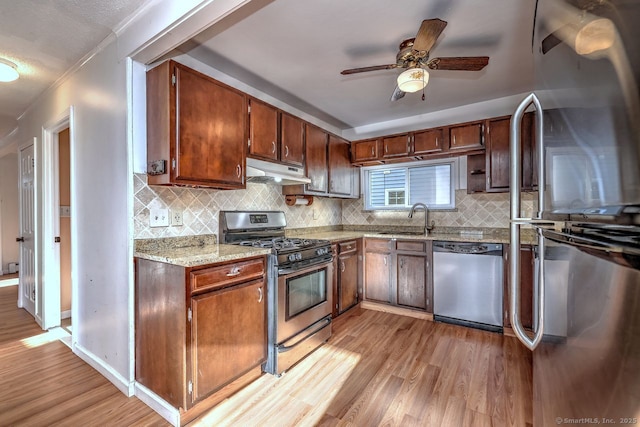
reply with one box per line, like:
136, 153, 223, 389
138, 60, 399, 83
134, 382, 180, 427
73, 343, 134, 396
61, 309, 71, 319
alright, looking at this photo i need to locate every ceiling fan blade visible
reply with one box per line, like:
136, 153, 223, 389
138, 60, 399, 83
340, 64, 398, 75
427, 56, 489, 71
390, 85, 406, 101
412, 19, 448, 53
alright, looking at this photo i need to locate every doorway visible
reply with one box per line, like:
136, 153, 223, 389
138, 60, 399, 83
58, 128, 72, 334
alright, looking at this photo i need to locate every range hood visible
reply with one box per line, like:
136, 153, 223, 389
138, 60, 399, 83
245, 157, 311, 186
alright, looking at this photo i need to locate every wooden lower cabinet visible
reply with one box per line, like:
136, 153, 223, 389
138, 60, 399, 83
364, 238, 431, 312
364, 251, 391, 303
503, 244, 535, 330
191, 280, 266, 401
396, 254, 427, 310
135, 256, 267, 424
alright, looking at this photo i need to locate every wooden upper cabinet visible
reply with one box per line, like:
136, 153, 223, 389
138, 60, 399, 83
248, 98, 278, 161
280, 112, 305, 167
413, 128, 445, 155
382, 134, 410, 158
449, 122, 484, 151
305, 124, 328, 193
146, 60, 246, 189
328, 135, 353, 196
485, 113, 536, 192
351, 139, 379, 163
486, 117, 511, 191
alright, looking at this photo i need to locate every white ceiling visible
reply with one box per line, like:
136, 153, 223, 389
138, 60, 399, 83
0, 0, 149, 140
177, 0, 537, 130
0, 0, 537, 142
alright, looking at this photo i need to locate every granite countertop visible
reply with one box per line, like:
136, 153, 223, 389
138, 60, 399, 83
287, 227, 537, 245
134, 234, 270, 267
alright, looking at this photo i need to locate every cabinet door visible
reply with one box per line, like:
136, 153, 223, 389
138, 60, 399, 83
351, 139, 379, 162
328, 135, 353, 196
382, 134, 410, 158
174, 64, 246, 188
449, 122, 484, 151
364, 251, 391, 303
281, 112, 305, 167
191, 279, 266, 403
338, 252, 358, 313
396, 254, 427, 310
503, 245, 534, 330
248, 99, 278, 161
305, 124, 328, 193
413, 128, 444, 155
486, 117, 511, 191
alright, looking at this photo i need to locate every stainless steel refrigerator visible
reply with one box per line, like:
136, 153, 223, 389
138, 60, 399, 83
509, 0, 640, 425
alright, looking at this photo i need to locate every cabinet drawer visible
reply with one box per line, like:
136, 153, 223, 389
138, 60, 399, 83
191, 258, 265, 294
338, 240, 357, 254
365, 238, 392, 252
396, 240, 426, 253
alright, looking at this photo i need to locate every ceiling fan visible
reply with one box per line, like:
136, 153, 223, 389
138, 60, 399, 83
340, 19, 489, 101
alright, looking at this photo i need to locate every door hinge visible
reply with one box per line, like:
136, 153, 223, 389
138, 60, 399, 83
171, 158, 176, 170
54, 236, 61, 243
187, 307, 192, 322
171, 74, 176, 86
31, 158, 35, 167
188, 380, 193, 395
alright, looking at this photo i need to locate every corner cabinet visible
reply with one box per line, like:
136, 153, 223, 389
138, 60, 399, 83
135, 256, 267, 424
283, 129, 359, 199
146, 60, 247, 189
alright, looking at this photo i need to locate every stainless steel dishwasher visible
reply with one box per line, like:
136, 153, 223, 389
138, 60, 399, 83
433, 241, 503, 332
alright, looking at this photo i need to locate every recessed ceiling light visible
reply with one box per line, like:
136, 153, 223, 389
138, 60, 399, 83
0, 59, 19, 82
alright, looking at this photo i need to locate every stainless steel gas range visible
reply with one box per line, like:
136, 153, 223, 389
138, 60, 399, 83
220, 211, 333, 375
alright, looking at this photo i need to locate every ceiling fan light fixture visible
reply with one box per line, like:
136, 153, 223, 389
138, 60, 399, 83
0, 59, 19, 82
397, 68, 429, 93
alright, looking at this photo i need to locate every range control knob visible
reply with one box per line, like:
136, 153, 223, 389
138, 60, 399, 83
288, 252, 302, 262
316, 247, 328, 256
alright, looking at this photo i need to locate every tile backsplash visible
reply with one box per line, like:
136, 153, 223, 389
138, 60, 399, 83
341, 190, 537, 229
133, 174, 342, 239
134, 173, 536, 238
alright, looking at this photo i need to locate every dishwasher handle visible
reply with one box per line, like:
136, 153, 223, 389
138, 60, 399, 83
433, 241, 502, 256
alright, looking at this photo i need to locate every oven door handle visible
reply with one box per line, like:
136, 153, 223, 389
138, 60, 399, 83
277, 317, 331, 353
277, 255, 333, 275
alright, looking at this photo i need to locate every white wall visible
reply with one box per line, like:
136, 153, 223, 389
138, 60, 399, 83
0, 153, 19, 274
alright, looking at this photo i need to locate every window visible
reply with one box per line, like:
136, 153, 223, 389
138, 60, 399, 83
364, 160, 456, 210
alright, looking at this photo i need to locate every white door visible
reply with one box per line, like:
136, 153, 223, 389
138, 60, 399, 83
18, 144, 36, 317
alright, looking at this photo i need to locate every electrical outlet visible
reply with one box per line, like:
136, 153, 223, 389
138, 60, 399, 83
171, 210, 183, 226
149, 208, 169, 227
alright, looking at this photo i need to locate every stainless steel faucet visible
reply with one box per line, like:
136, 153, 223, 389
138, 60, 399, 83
408, 202, 435, 235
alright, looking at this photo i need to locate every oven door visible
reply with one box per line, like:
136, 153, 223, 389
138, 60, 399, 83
277, 261, 333, 343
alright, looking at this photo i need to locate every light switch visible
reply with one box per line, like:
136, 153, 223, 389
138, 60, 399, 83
150, 208, 169, 227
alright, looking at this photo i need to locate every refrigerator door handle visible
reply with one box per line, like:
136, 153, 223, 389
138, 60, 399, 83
510, 93, 545, 351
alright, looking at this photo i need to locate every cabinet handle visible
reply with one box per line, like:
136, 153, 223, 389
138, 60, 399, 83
400, 259, 404, 268
453, 134, 456, 146
384, 256, 387, 266
435, 136, 439, 147
371, 146, 375, 156
385, 143, 388, 153
346, 245, 352, 250
285, 145, 289, 157
341, 261, 345, 273
271, 141, 276, 153
236, 164, 242, 178
226, 266, 241, 277
258, 287, 263, 303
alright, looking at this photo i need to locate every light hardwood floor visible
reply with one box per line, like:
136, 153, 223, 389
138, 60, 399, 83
1, 283, 532, 426
192, 307, 532, 426
0, 285, 167, 426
